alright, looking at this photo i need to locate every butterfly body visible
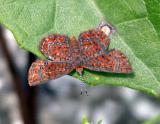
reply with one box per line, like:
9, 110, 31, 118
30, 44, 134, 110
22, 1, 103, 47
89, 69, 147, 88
28, 29, 132, 86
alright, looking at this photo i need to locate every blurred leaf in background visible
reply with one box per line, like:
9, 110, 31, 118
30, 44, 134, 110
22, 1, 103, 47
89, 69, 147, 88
0, 0, 160, 97
82, 116, 90, 124
143, 115, 160, 124
82, 116, 102, 124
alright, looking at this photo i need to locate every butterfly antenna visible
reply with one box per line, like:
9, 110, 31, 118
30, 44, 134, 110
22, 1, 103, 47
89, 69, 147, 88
79, 75, 88, 96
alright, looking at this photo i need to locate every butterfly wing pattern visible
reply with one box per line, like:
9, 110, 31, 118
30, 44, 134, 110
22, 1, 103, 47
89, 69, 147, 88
83, 50, 132, 73
78, 29, 132, 73
28, 24, 132, 86
28, 34, 78, 86
78, 29, 110, 60
28, 60, 74, 86
40, 34, 74, 62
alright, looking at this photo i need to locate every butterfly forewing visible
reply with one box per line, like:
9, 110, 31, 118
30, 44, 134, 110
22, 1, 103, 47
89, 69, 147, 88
40, 34, 74, 62
78, 29, 110, 60
28, 60, 74, 86
83, 50, 132, 73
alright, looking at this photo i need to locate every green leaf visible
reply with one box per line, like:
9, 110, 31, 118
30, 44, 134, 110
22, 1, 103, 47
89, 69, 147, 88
142, 115, 160, 124
0, 0, 160, 97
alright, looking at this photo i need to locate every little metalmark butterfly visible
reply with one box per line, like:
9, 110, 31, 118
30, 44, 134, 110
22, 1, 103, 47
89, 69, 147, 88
28, 21, 132, 86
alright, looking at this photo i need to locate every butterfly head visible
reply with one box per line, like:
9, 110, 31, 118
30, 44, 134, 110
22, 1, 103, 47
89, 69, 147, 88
98, 20, 115, 36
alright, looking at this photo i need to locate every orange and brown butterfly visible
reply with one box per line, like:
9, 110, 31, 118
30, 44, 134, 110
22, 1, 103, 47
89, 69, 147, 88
28, 21, 132, 86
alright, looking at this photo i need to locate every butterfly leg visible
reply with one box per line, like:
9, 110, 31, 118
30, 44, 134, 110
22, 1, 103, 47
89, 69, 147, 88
105, 48, 115, 55
76, 66, 83, 76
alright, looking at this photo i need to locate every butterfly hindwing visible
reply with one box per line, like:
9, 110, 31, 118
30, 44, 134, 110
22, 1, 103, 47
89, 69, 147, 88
28, 60, 74, 86
83, 50, 132, 73
40, 34, 74, 62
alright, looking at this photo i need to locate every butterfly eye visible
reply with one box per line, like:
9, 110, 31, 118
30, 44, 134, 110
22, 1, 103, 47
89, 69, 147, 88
101, 26, 111, 36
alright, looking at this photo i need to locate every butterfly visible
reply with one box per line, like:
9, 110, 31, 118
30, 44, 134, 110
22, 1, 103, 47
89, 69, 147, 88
28, 22, 132, 86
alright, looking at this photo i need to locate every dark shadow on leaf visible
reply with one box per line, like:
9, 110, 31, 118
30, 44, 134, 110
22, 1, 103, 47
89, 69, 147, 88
69, 70, 77, 76
84, 69, 135, 78
70, 68, 135, 78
